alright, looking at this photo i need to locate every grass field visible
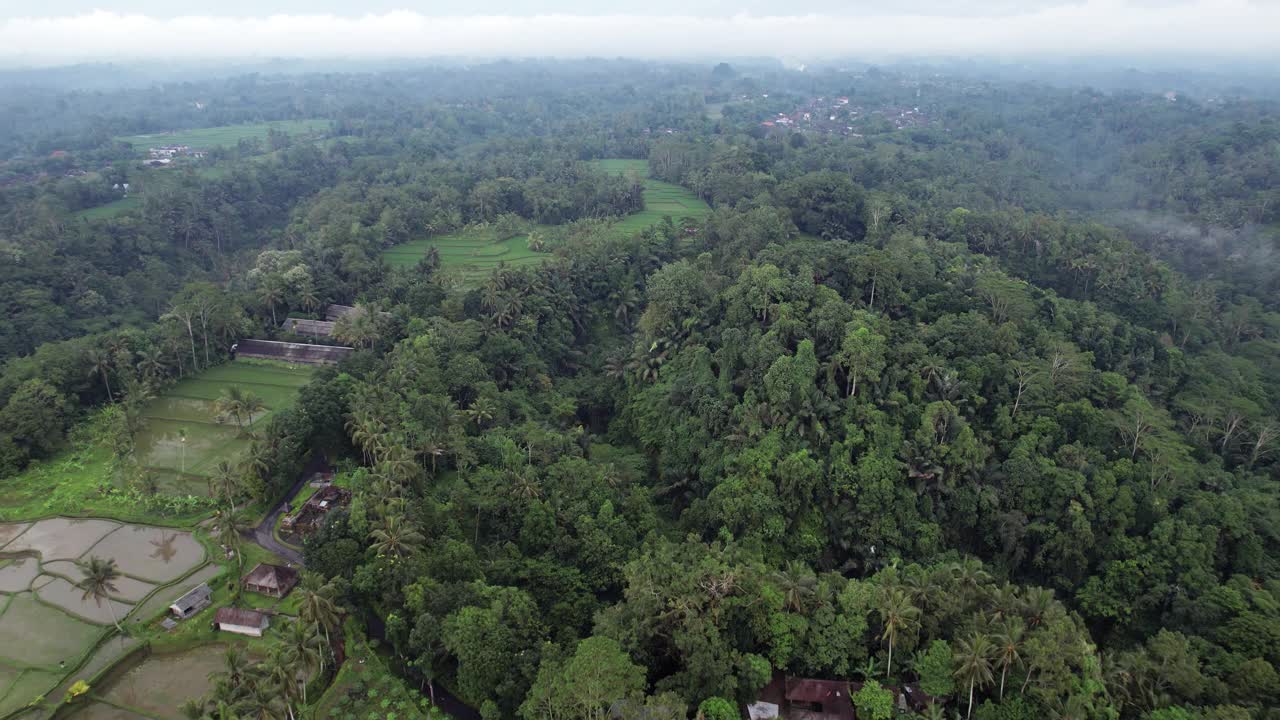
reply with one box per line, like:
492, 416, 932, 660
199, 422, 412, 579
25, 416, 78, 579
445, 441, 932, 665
593, 159, 710, 236
382, 226, 552, 286
134, 360, 317, 496
0, 360, 316, 522
76, 196, 142, 221
381, 160, 707, 286
115, 119, 330, 152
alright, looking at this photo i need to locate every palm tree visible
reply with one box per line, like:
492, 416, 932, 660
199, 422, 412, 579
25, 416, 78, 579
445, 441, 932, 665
214, 386, 248, 431
369, 515, 424, 558
85, 346, 115, 402
297, 284, 321, 314
281, 620, 322, 704
772, 561, 817, 613
1020, 586, 1054, 629
260, 646, 301, 720
241, 392, 267, 428
258, 281, 285, 326
297, 583, 342, 669
212, 510, 248, 569
954, 632, 996, 720
137, 346, 168, 384
222, 645, 252, 691
465, 398, 496, 428
951, 557, 993, 604
211, 461, 239, 506
993, 618, 1025, 700
240, 683, 286, 720
877, 586, 921, 679
77, 556, 123, 631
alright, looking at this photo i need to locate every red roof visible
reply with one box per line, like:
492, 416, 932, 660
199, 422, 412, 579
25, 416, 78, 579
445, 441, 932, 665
785, 679, 857, 720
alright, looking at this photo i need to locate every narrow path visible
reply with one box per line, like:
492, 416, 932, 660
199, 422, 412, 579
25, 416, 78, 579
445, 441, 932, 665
246, 473, 306, 566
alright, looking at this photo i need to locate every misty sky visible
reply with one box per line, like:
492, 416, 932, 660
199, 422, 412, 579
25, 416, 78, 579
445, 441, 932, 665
1, 1, 1278, 65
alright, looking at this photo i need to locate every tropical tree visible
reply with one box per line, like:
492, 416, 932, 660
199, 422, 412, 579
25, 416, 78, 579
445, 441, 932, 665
954, 632, 996, 720
993, 618, 1026, 700
773, 560, 818, 613
211, 461, 240, 506
77, 556, 123, 631
214, 386, 249, 431
297, 582, 343, 669
877, 586, 921, 679
281, 620, 322, 703
85, 346, 115, 402
369, 515, 424, 558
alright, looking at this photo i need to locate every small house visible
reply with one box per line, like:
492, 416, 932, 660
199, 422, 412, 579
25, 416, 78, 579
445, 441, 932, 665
169, 583, 212, 619
243, 563, 299, 599
214, 607, 269, 637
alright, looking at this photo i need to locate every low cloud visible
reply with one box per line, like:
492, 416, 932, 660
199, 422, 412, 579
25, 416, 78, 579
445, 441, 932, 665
2, 1, 1279, 64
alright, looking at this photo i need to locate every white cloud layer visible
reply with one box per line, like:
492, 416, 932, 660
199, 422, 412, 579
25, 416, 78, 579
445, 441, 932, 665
2, 1, 1278, 64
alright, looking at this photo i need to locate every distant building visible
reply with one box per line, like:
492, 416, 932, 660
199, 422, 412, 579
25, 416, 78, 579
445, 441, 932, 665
214, 607, 269, 637
169, 583, 212, 619
242, 563, 299, 599
281, 317, 337, 338
233, 339, 354, 366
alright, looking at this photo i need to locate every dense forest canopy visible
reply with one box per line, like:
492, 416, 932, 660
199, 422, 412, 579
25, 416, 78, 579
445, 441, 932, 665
1, 59, 1279, 720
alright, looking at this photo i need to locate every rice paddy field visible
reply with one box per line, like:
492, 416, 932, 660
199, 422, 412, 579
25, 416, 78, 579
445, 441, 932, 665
114, 119, 330, 153
381, 159, 707, 286
382, 227, 552, 286
592, 159, 710, 236
133, 360, 316, 497
0, 519, 211, 718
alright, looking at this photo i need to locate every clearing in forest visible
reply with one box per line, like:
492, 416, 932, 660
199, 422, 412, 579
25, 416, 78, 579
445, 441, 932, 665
133, 360, 316, 497
114, 119, 330, 153
592, 158, 710, 236
382, 225, 553, 285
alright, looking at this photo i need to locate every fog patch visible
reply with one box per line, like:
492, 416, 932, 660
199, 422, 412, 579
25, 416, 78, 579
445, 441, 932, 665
2, 2, 1280, 64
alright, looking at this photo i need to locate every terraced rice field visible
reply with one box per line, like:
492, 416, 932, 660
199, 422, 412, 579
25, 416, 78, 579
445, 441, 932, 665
592, 159, 710, 236
115, 119, 329, 153
382, 228, 551, 286
134, 360, 315, 497
0, 519, 212, 718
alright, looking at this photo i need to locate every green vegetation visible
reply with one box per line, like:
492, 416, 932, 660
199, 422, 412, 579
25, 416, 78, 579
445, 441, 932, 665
114, 119, 330, 153
73, 196, 142, 221
134, 360, 315, 497
383, 224, 551, 285
2, 59, 1280, 720
593, 158, 710, 236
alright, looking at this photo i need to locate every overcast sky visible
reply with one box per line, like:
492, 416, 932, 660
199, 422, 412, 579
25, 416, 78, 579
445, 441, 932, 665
1, 1, 1278, 65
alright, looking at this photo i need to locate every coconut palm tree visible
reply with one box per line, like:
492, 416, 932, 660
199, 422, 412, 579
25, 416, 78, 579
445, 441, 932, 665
258, 281, 285, 326
211, 461, 239, 506
260, 646, 300, 720
772, 561, 818, 613
993, 618, 1026, 700
465, 398, 496, 428
369, 515, 424, 558
214, 386, 248, 430
77, 556, 123, 631
240, 683, 286, 720
877, 586, 921, 679
85, 346, 115, 402
137, 346, 169, 384
297, 583, 342, 670
241, 392, 267, 428
281, 620, 322, 704
212, 510, 248, 569
954, 632, 996, 720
